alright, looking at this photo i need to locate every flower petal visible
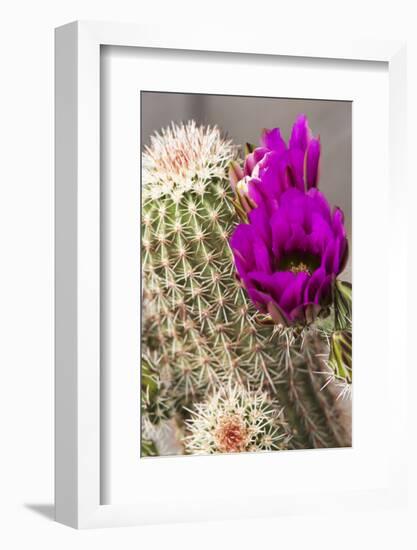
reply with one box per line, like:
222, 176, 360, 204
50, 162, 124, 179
270, 210, 291, 258
332, 207, 346, 239
261, 128, 287, 155
246, 270, 292, 304
308, 189, 332, 223
322, 240, 338, 274
248, 204, 271, 247
289, 114, 311, 153
304, 267, 326, 303
338, 239, 349, 274
246, 286, 273, 312
244, 147, 269, 176
314, 274, 333, 306
267, 301, 289, 325
288, 148, 305, 191
279, 272, 309, 314
230, 224, 256, 277
305, 138, 320, 188
247, 177, 272, 211
252, 235, 272, 274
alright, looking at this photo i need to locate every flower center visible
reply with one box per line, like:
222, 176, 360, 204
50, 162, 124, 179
278, 251, 320, 276
289, 261, 310, 274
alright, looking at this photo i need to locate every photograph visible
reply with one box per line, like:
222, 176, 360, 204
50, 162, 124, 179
140, 92, 352, 456
0, 3, 412, 545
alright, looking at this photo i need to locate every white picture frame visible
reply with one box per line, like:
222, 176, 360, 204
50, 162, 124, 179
55, 21, 407, 529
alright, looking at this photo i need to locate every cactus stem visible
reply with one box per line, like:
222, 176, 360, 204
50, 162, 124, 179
303, 344, 346, 448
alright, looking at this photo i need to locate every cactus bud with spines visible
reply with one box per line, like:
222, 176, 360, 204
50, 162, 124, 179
326, 279, 352, 389
184, 384, 291, 454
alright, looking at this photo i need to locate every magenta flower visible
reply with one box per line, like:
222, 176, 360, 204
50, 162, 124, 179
230, 115, 348, 325
230, 114, 321, 216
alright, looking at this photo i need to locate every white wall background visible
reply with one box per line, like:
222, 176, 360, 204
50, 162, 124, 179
0, 1, 416, 548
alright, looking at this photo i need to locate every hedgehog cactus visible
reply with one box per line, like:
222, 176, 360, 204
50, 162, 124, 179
141, 119, 351, 456
142, 121, 277, 392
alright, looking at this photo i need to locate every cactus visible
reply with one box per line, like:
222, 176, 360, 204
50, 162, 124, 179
141, 120, 351, 455
184, 384, 291, 454
141, 353, 173, 427
142, 122, 279, 398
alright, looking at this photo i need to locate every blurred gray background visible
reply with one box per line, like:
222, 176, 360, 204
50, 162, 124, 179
141, 92, 352, 281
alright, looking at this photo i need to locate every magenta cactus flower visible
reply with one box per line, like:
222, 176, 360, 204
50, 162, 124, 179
230, 114, 321, 214
229, 115, 348, 326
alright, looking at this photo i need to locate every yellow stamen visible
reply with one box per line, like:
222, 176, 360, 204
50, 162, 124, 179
289, 261, 310, 274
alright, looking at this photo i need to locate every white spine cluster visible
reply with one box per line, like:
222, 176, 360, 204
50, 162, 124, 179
184, 384, 290, 455
142, 121, 236, 201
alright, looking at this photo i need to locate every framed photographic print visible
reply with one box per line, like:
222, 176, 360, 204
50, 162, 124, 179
55, 21, 407, 528
138, 91, 353, 459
